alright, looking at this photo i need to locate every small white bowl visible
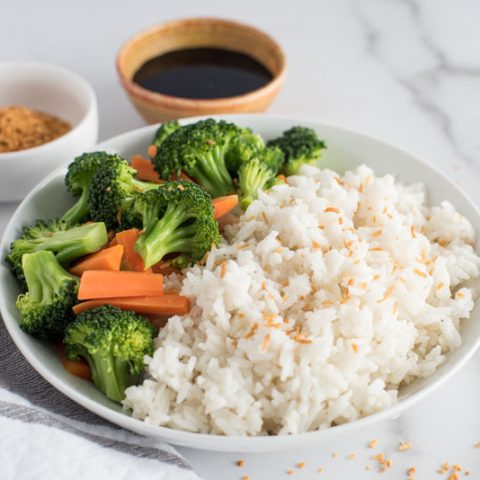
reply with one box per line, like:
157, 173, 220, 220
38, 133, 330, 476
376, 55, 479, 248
0, 63, 98, 202
1, 115, 480, 452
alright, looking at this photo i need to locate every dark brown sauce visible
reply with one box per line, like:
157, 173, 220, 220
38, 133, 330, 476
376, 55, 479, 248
133, 48, 273, 99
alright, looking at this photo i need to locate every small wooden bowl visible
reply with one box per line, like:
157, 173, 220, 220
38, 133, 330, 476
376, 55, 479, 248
116, 18, 287, 123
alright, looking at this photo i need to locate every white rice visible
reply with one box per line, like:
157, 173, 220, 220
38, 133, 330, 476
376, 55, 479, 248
123, 165, 480, 436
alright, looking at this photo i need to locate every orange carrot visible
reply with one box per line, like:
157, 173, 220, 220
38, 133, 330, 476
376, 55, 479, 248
69, 245, 124, 276
78, 271, 163, 299
59, 345, 91, 380
212, 195, 239, 219
115, 228, 152, 272
73, 295, 190, 316
131, 154, 163, 183
147, 144, 157, 158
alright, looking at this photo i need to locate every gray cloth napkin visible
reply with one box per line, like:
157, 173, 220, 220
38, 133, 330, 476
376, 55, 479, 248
0, 318, 201, 480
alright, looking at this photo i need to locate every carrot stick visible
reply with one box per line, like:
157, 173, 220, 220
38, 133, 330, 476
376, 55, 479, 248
78, 271, 163, 300
69, 245, 124, 277
212, 195, 239, 219
147, 144, 157, 158
59, 344, 91, 380
131, 154, 163, 183
73, 295, 190, 316
115, 228, 152, 272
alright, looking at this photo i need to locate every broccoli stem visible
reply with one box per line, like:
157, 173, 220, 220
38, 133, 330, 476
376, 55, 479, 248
86, 354, 129, 402
134, 202, 193, 268
34, 222, 107, 266
23, 251, 77, 303
239, 160, 275, 209
189, 147, 235, 198
61, 188, 89, 225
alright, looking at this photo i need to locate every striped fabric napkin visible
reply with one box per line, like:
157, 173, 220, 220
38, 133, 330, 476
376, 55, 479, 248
0, 319, 201, 480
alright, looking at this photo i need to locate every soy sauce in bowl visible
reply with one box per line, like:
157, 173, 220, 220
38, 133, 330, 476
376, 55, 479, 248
132, 48, 273, 100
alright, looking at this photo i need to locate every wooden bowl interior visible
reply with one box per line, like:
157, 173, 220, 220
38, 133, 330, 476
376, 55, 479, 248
119, 19, 285, 83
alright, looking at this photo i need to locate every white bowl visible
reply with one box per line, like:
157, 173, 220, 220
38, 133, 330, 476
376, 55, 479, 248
1, 115, 480, 452
0, 63, 98, 201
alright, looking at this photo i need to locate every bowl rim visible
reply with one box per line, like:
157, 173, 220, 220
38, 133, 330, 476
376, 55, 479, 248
0, 62, 97, 160
2, 113, 480, 451
116, 17, 287, 108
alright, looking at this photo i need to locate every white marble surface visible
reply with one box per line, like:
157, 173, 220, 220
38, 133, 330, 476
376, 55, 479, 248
2, 0, 480, 478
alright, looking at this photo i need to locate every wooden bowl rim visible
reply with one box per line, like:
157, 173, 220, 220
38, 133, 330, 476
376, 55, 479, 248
116, 17, 287, 110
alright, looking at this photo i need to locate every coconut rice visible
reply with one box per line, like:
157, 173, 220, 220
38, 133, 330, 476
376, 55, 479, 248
123, 164, 480, 436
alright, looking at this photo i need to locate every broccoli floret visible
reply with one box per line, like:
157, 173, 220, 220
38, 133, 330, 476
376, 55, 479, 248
89, 155, 161, 230
152, 120, 181, 149
238, 160, 277, 210
225, 127, 265, 175
62, 152, 118, 225
6, 220, 108, 289
237, 146, 284, 209
133, 181, 220, 269
64, 305, 157, 402
267, 126, 326, 176
153, 118, 240, 197
16, 251, 79, 339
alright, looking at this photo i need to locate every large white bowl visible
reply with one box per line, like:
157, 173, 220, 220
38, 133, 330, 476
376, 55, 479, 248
0, 63, 98, 201
1, 115, 480, 452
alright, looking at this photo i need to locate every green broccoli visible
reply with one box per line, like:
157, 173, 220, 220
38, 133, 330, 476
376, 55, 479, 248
88, 155, 161, 230
267, 126, 326, 176
16, 250, 79, 339
6, 220, 108, 289
225, 127, 265, 175
237, 146, 284, 209
64, 305, 157, 402
152, 120, 181, 149
153, 118, 241, 198
62, 152, 118, 225
133, 181, 220, 269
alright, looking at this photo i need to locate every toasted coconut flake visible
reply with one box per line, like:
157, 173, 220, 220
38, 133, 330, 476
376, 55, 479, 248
220, 260, 227, 278
414, 268, 427, 278
399, 441, 412, 452
379, 286, 394, 302
261, 334, 271, 353
244, 323, 259, 339
324, 206, 340, 214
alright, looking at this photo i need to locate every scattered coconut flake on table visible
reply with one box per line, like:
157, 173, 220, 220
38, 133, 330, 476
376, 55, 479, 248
123, 164, 480, 436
